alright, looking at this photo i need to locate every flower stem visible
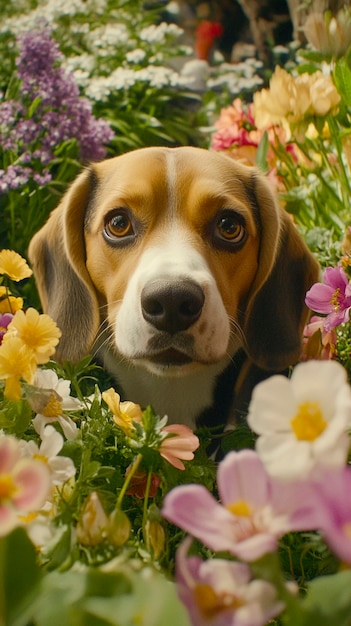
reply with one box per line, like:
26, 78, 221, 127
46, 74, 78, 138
142, 466, 154, 540
116, 453, 142, 509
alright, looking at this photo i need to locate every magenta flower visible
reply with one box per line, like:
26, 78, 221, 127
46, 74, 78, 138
175, 538, 284, 626
0, 313, 14, 344
162, 450, 313, 562
305, 266, 351, 330
0, 435, 51, 537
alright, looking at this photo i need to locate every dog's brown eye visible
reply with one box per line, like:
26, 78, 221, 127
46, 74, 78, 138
105, 212, 133, 238
216, 216, 245, 242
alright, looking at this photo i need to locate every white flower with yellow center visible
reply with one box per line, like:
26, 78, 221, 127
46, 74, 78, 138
30, 369, 82, 440
20, 425, 76, 485
247, 360, 351, 481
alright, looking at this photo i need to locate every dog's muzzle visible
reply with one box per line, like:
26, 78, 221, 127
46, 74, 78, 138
140, 278, 205, 366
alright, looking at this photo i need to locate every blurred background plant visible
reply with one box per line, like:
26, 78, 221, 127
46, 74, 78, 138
209, 6, 351, 270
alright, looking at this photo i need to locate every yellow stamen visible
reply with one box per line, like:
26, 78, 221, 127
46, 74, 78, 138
330, 288, 341, 311
291, 401, 327, 441
18, 511, 39, 524
0, 475, 18, 502
343, 522, 351, 539
194, 583, 242, 618
43, 392, 63, 417
226, 499, 252, 517
34, 453, 48, 464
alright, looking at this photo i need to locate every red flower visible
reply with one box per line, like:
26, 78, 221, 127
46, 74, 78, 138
125, 466, 160, 499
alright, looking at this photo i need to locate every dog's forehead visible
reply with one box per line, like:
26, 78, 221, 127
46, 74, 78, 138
93, 147, 253, 204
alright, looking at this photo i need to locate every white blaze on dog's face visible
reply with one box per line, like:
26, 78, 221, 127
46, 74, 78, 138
84, 147, 260, 377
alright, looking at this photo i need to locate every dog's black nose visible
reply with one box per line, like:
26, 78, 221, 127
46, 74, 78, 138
141, 279, 205, 333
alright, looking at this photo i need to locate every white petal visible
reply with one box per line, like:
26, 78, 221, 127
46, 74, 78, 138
40, 426, 64, 457
247, 376, 296, 434
256, 435, 314, 480
291, 361, 348, 419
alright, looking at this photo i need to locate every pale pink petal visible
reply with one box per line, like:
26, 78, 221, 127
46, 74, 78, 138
159, 451, 187, 470
0, 436, 19, 472
162, 484, 237, 552
0, 504, 18, 537
232, 532, 278, 562
13, 459, 51, 511
217, 450, 271, 508
160, 425, 199, 469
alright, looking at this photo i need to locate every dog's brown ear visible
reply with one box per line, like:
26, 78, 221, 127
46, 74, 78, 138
242, 172, 319, 371
28, 168, 100, 362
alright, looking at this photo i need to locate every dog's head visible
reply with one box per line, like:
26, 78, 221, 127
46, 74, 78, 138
28, 146, 319, 380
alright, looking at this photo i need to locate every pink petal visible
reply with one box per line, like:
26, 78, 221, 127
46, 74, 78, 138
162, 484, 237, 552
0, 504, 17, 537
324, 266, 349, 290
160, 451, 186, 470
13, 459, 51, 511
217, 450, 271, 509
305, 283, 335, 314
0, 437, 19, 472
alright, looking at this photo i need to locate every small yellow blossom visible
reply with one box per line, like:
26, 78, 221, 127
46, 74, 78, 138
5, 308, 61, 364
0, 335, 37, 400
102, 388, 142, 435
0, 249, 32, 281
0, 286, 23, 315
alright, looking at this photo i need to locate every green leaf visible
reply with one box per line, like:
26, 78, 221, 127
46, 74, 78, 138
255, 130, 270, 174
0, 527, 42, 626
300, 570, 351, 626
35, 567, 191, 626
0, 399, 32, 437
334, 57, 351, 103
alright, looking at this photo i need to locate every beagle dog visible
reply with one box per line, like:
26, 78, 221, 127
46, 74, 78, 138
28, 146, 319, 433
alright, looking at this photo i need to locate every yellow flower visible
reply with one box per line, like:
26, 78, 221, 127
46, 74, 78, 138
102, 388, 142, 435
309, 72, 341, 116
5, 308, 61, 364
0, 250, 32, 281
0, 286, 23, 314
0, 335, 37, 400
253, 67, 340, 132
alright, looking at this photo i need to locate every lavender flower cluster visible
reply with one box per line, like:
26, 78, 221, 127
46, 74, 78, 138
0, 27, 114, 194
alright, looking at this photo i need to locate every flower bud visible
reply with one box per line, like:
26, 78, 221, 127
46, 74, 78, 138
145, 519, 165, 560
108, 507, 131, 547
76, 491, 109, 546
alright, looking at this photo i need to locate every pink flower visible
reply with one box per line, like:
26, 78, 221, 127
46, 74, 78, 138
162, 450, 313, 561
159, 424, 199, 470
0, 435, 51, 537
0, 313, 13, 344
310, 467, 351, 565
175, 538, 284, 626
305, 266, 351, 330
302, 315, 336, 360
